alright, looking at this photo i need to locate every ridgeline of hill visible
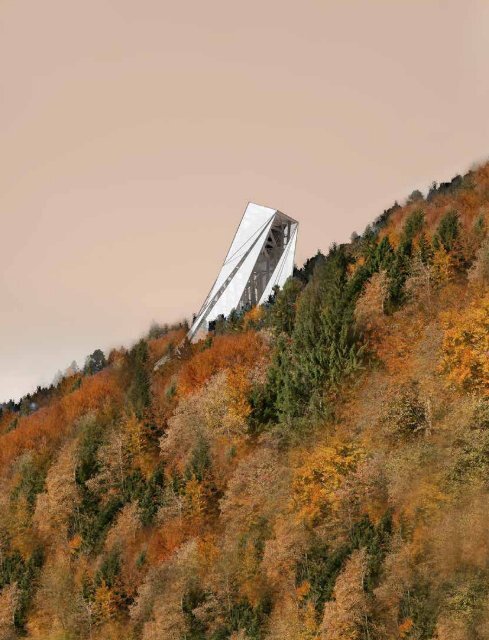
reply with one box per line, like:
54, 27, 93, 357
1, 163, 489, 640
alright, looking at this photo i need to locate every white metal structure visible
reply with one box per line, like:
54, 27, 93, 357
188, 202, 298, 342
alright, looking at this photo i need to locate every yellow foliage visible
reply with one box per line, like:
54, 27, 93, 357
321, 548, 368, 640
432, 246, 455, 285
354, 270, 388, 333
184, 476, 206, 518
94, 580, 119, 622
292, 443, 364, 526
440, 294, 489, 394
226, 366, 252, 421
0, 582, 19, 638
238, 538, 266, 607
242, 305, 264, 329
302, 601, 320, 640
10, 161, 489, 639
123, 411, 145, 459
197, 534, 220, 578
266, 594, 321, 640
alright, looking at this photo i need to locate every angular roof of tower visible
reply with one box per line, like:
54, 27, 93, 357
188, 203, 298, 342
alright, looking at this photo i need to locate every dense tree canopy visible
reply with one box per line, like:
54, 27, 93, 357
1, 161, 489, 639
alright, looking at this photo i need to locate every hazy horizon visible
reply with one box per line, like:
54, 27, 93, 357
2, 0, 489, 401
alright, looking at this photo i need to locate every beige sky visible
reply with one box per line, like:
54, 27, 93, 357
1, 0, 489, 401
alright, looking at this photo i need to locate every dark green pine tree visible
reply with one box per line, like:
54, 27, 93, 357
373, 235, 395, 271
433, 210, 460, 252
433, 209, 467, 268
127, 340, 151, 418
386, 209, 426, 310
417, 232, 433, 264
276, 245, 364, 419
266, 277, 304, 336
83, 348, 107, 375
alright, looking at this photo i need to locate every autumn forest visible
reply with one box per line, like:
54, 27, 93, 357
2, 162, 489, 640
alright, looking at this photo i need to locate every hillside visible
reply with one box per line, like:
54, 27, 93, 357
1, 162, 489, 640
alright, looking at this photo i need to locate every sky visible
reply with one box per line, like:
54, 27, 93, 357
1, 0, 489, 401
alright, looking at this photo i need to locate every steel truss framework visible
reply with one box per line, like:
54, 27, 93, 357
188, 202, 298, 342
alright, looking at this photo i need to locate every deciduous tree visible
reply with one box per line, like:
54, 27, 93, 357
321, 548, 370, 640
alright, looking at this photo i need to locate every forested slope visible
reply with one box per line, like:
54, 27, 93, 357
1, 162, 489, 640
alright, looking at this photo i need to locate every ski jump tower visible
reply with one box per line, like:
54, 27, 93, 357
188, 202, 298, 342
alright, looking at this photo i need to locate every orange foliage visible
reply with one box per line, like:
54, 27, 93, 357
148, 328, 186, 362
146, 517, 188, 564
372, 312, 426, 378
177, 331, 265, 396
379, 163, 489, 243
0, 371, 122, 471
0, 409, 16, 436
399, 618, 414, 637
6, 161, 489, 639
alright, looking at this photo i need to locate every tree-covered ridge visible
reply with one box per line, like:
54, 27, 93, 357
1, 161, 489, 640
